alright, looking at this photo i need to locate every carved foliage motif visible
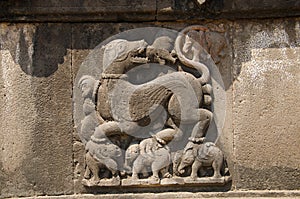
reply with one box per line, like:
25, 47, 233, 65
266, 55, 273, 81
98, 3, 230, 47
77, 25, 231, 187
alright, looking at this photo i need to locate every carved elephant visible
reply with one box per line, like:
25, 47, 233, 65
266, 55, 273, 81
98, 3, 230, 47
177, 142, 224, 179
176, 141, 200, 176
172, 149, 191, 176
131, 136, 171, 180
123, 143, 140, 173
84, 141, 122, 184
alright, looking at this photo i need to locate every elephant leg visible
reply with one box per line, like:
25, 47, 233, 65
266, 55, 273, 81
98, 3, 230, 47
85, 152, 100, 183
151, 155, 170, 179
151, 161, 162, 179
198, 167, 206, 177
103, 158, 120, 179
141, 167, 149, 178
190, 109, 213, 142
132, 157, 143, 179
191, 159, 202, 179
212, 158, 223, 178
151, 167, 160, 179
160, 166, 172, 178
111, 169, 120, 181
131, 169, 139, 179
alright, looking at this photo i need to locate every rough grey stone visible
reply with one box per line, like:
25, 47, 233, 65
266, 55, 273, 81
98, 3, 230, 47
1, 0, 300, 22
0, 0, 156, 22
6, 190, 300, 199
0, 14, 299, 197
232, 18, 300, 190
157, 0, 300, 21
0, 23, 73, 198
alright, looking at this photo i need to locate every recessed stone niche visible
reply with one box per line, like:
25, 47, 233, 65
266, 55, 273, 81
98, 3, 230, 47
73, 25, 231, 191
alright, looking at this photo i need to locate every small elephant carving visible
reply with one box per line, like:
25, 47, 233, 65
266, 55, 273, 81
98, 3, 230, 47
123, 143, 140, 174
177, 142, 224, 179
131, 136, 171, 180
191, 142, 224, 179
84, 141, 122, 184
176, 141, 201, 176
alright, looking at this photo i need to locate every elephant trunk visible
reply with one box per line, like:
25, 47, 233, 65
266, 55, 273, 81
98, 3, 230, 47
124, 158, 132, 172
177, 162, 186, 174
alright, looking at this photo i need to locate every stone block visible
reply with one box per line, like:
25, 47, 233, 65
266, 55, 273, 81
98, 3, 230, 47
0, 0, 156, 22
232, 19, 300, 190
0, 23, 73, 197
157, 0, 300, 21
71, 22, 234, 193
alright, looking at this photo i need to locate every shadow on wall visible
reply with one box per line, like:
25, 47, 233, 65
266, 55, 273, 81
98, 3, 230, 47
9, 24, 71, 77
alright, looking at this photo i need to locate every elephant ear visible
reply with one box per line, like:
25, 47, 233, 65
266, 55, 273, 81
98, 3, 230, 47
94, 146, 109, 162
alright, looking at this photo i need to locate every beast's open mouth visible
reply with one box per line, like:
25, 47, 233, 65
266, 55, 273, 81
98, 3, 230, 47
131, 56, 149, 63
138, 46, 146, 54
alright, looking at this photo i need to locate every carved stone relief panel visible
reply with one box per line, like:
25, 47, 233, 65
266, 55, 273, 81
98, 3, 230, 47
74, 25, 231, 188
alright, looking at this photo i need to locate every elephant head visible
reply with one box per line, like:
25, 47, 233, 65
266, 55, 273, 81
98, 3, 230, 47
172, 150, 183, 176
177, 142, 200, 174
124, 143, 140, 172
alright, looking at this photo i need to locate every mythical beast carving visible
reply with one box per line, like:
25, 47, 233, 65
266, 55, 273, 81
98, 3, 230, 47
92, 37, 212, 146
77, 26, 230, 187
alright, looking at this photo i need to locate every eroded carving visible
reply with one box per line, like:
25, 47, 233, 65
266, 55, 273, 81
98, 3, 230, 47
78, 75, 100, 144
177, 141, 225, 180
76, 25, 230, 187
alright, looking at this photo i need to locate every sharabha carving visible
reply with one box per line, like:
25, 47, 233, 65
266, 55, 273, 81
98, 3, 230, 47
78, 25, 231, 187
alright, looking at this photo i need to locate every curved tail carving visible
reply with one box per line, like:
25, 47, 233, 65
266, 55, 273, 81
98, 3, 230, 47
174, 25, 211, 85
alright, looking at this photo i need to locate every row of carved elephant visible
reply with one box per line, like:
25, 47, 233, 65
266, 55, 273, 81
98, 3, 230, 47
78, 26, 229, 186
83, 135, 226, 184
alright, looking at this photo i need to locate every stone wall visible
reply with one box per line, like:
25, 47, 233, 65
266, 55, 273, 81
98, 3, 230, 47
0, 1, 299, 198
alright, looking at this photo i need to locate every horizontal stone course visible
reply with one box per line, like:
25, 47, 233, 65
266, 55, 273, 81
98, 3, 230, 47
0, 8, 299, 198
0, 0, 300, 22
15, 190, 300, 199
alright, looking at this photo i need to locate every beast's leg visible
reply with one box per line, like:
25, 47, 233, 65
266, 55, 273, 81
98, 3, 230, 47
191, 159, 202, 180
85, 152, 100, 184
189, 109, 212, 142
92, 121, 121, 141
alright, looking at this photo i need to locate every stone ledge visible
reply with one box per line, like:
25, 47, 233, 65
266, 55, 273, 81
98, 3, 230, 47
8, 191, 300, 199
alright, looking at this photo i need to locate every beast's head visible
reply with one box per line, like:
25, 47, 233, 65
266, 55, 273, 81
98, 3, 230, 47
102, 39, 148, 70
